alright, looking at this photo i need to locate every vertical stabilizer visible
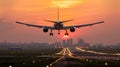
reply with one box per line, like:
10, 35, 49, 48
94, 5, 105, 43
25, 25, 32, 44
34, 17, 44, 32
57, 7, 60, 21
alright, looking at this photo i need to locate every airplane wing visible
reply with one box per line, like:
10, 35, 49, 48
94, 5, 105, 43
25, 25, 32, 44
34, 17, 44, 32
63, 21, 104, 29
16, 21, 54, 29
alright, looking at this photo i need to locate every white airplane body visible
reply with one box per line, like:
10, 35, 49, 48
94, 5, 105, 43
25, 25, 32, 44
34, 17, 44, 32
16, 8, 104, 36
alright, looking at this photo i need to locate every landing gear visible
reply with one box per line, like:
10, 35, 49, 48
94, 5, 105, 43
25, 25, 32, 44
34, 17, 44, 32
50, 29, 53, 36
65, 33, 69, 36
58, 30, 60, 35
65, 30, 69, 36
50, 33, 53, 36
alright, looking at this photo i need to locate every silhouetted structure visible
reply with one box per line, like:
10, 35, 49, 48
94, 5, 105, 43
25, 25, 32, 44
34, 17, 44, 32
67, 39, 73, 46
62, 40, 66, 45
77, 38, 89, 47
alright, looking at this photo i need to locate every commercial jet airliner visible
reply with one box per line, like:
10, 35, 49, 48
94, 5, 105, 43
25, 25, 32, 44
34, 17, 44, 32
16, 8, 104, 36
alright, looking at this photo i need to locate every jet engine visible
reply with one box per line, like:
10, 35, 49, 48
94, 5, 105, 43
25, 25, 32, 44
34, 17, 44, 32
43, 28, 48, 32
70, 27, 75, 32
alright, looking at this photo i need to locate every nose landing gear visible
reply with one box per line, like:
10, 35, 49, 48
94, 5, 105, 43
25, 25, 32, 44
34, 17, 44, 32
58, 30, 60, 35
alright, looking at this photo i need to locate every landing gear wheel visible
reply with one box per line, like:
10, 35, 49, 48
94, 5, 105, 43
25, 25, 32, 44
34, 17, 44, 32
58, 33, 60, 35
50, 33, 53, 36
65, 33, 69, 36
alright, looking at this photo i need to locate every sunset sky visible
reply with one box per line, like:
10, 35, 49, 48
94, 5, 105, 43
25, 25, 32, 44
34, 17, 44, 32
0, 0, 120, 45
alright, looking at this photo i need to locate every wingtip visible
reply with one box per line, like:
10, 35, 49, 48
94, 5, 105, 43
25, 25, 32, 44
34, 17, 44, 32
16, 21, 23, 24
16, 21, 19, 23
102, 21, 104, 23
16, 21, 21, 23
99, 21, 104, 23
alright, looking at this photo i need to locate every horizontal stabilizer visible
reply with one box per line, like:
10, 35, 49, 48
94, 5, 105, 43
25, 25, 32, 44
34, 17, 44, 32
44, 20, 56, 23
60, 19, 74, 23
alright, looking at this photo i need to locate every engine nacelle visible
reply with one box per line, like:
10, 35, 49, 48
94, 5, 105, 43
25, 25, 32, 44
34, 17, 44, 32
70, 27, 75, 32
43, 28, 48, 33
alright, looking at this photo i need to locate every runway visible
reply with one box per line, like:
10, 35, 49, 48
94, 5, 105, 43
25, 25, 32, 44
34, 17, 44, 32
50, 47, 120, 67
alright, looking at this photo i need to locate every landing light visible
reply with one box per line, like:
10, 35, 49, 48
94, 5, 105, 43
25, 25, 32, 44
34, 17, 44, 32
9, 65, 12, 67
105, 62, 108, 66
32, 61, 35, 63
46, 65, 49, 67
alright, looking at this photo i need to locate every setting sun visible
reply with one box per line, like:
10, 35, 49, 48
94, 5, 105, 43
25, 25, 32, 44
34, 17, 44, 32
51, 0, 82, 8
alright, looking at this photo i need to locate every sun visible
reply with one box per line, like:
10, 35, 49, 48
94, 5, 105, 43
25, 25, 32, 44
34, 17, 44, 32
51, 0, 82, 8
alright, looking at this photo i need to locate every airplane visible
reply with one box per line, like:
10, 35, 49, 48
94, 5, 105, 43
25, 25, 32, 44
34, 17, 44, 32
16, 8, 104, 36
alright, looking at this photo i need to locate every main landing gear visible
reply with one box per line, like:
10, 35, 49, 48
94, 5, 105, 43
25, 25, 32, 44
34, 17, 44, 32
49, 29, 53, 36
65, 30, 69, 36
49, 30, 69, 36
50, 33, 53, 36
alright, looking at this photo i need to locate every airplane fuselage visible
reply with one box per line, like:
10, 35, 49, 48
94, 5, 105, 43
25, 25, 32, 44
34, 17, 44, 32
54, 22, 63, 30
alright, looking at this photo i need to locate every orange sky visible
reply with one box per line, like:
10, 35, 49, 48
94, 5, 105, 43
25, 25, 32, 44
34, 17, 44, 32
0, 0, 120, 44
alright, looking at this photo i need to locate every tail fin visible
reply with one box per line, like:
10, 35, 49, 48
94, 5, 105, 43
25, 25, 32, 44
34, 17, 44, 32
57, 7, 60, 21
57, 7, 74, 23
44, 8, 73, 23
43, 8, 60, 23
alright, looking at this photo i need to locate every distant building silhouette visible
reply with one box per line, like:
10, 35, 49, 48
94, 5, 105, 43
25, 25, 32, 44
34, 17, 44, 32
77, 38, 89, 47
67, 39, 73, 45
54, 42, 61, 45
9, 47, 23, 54
62, 39, 73, 47
62, 40, 66, 45
78, 39, 85, 46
